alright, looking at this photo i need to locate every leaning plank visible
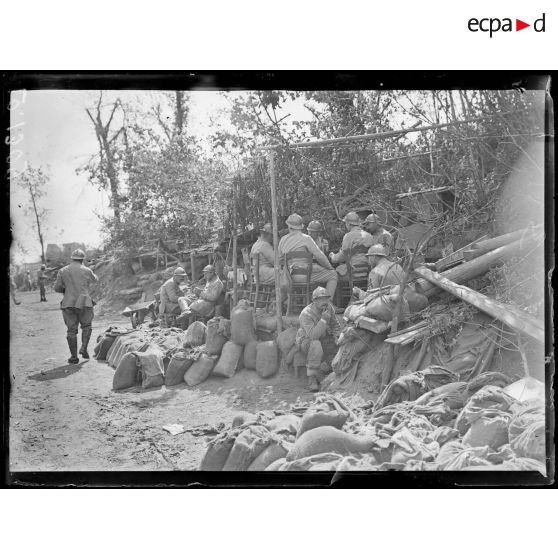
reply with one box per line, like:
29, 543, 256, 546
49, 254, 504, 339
414, 267, 544, 344
415, 233, 541, 298
463, 224, 542, 261
384, 326, 428, 345
435, 235, 488, 271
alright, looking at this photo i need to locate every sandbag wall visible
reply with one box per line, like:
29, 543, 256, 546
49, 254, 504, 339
198, 374, 547, 472
96, 299, 299, 391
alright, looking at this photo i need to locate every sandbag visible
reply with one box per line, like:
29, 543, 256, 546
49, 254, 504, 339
136, 348, 165, 389
463, 415, 510, 449
213, 341, 243, 378
265, 458, 287, 471
255, 312, 279, 331
206, 317, 228, 356
112, 352, 140, 390
230, 299, 256, 345
165, 351, 193, 386
183, 321, 207, 348
222, 425, 273, 471
508, 404, 545, 461
267, 414, 300, 436
256, 340, 279, 378
184, 355, 216, 386
391, 285, 429, 313
243, 340, 258, 370
200, 431, 237, 471
277, 328, 297, 357
94, 334, 116, 360
390, 427, 440, 464
247, 441, 289, 471
365, 294, 409, 322
287, 426, 375, 461
280, 452, 346, 471
296, 395, 351, 439
231, 412, 258, 429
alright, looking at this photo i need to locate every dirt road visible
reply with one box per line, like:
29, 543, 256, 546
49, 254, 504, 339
9, 290, 313, 471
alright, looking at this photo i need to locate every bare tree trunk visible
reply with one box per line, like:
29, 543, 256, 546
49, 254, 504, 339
29, 188, 45, 263
175, 91, 186, 138
86, 93, 123, 224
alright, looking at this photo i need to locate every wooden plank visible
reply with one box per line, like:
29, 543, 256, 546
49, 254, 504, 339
415, 233, 541, 298
435, 235, 488, 272
415, 266, 544, 344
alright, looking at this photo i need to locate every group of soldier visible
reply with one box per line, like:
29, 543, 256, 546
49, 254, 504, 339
249, 211, 405, 391
29, 212, 405, 392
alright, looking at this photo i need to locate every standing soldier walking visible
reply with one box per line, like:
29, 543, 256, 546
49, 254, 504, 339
37, 264, 48, 302
54, 249, 98, 364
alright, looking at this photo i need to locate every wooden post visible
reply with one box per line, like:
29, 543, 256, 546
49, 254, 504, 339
232, 178, 239, 306
190, 250, 196, 282
269, 148, 283, 334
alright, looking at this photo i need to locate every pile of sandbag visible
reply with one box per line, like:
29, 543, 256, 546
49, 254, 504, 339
198, 375, 547, 473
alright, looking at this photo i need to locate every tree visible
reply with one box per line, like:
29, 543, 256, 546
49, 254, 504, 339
16, 165, 50, 263
85, 92, 126, 224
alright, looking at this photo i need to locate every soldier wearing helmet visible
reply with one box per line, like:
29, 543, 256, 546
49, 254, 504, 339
362, 213, 394, 259
186, 263, 224, 323
278, 213, 338, 298
306, 220, 329, 256
159, 266, 189, 321
54, 248, 99, 364
249, 223, 275, 285
353, 244, 405, 300
295, 286, 342, 392
330, 211, 374, 278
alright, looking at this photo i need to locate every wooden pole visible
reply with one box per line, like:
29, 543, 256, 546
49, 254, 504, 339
190, 251, 196, 282
415, 266, 544, 344
269, 148, 283, 334
415, 233, 541, 298
232, 178, 239, 306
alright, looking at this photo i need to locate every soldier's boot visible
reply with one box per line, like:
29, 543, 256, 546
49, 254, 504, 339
67, 336, 79, 364
79, 328, 92, 359
307, 371, 320, 393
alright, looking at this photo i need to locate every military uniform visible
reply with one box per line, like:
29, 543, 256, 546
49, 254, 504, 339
367, 257, 404, 290
331, 227, 374, 277
250, 237, 275, 285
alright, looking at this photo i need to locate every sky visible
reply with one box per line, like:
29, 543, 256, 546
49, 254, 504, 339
9, 89, 314, 264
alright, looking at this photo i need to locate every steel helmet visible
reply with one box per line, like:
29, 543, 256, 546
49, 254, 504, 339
364, 213, 381, 225
71, 249, 86, 260
312, 286, 331, 301
285, 213, 304, 230
367, 244, 388, 257
173, 267, 188, 276
342, 211, 360, 225
41, 264, 46, 269
203, 264, 215, 273
307, 220, 323, 232
260, 223, 273, 235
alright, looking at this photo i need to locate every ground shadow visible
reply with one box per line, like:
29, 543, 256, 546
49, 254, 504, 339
128, 389, 179, 408
29, 362, 86, 381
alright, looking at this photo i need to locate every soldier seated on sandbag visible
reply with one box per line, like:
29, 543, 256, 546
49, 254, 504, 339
353, 244, 405, 300
159, 267, 188, 325
330, 211, 373, 280
181, 265, 224, 327
295, 286, 342, 393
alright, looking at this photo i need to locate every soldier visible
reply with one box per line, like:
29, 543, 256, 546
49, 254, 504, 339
278, 213, 338, 298
159, 267, 188, 319
330, 211, 374, 278
306, 220, 329, 255
54, 249, 98, 364
188, 264, 224, 320
362, 213, 394, 259
249, 223, 275, 285
296, 286, 342, 392
37, 264, 47, 302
